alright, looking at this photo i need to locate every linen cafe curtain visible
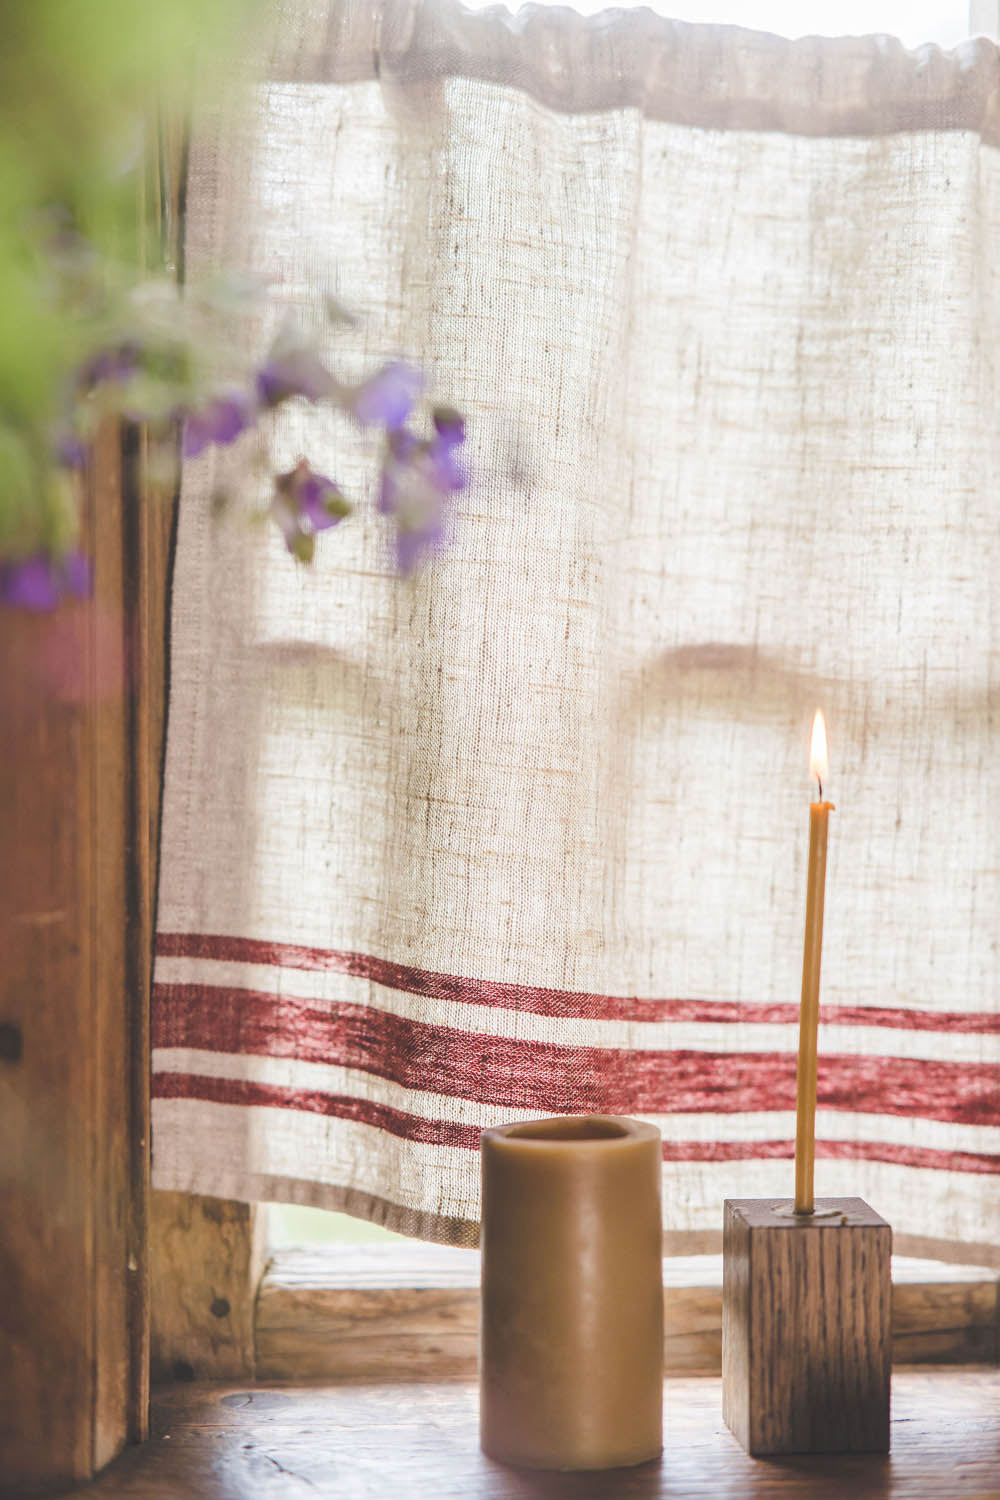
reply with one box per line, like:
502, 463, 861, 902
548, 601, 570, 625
152, 0, 1000, 1261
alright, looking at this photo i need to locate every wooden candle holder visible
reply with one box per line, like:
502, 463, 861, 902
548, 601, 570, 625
722, 1198, 891, 1456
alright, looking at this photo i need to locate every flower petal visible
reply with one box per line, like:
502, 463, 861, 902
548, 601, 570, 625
349, 362, 424, 430
0, 554, 62, 611
428, 430, 467, 493
54, 432, 89, 470
184, 391, 256, 457
256, 351, 334, 407
80, 341, 141, 388
63, 550, 93, 599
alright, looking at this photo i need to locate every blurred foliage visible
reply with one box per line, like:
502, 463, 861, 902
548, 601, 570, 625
0, 0, 254, 554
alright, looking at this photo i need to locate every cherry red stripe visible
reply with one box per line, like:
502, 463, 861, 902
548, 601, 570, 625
153, 1072, 481, 1149
151, 982, 1000, 1127
155, 931, 1000, 1035
151, 1073, 999, 1175
660, 1138, 999, 1174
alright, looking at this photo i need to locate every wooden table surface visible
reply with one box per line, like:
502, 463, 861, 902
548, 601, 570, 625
63, 1369, 999, 1500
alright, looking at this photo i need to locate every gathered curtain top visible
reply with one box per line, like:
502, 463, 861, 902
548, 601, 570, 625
266, 0, 1000, 140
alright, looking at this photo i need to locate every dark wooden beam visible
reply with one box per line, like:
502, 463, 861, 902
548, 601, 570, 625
0, 422, 145, 1488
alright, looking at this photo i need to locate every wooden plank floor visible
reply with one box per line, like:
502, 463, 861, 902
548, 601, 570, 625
61, 1369, 999, 1498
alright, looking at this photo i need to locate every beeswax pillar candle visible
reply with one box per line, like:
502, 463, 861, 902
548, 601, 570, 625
480, 1115, 663, 1471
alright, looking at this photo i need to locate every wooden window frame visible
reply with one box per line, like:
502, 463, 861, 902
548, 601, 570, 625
148, 1208, 1000, 1388
147, 1202, 1000, 1390
252, 1243, 999, 1383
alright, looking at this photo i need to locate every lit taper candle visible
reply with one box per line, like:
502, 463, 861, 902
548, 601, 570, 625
794, 710, 834, 1215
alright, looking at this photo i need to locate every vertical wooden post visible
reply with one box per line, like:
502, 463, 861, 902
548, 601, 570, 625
0, 423, 149, 1489
150, 1192, 266, 1382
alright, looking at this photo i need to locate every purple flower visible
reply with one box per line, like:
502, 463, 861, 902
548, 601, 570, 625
269, 495, 304, 554
79, 341, 141, 388
184, 391, 257, 458
377, 456, 449, 575
63, 549, 93, 599
0, 548, 93, 611
255, 350, 335, 408
377, 427, 419, 515
270, 459, 351, 559
297, 470, 350, 533
376, 408, 467, 573
428, 406, 467, 492
395, 509, 446, 575
347, 362, 424, 430
433, 406, 465, 444
0, 554, 61, 610
54, 432, 88, 470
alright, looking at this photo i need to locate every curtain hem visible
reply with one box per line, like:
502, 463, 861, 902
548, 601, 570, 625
152, 1161, 1000, 1264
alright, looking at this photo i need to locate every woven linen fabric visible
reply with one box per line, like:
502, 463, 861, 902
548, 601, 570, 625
152, 0, 999, 1261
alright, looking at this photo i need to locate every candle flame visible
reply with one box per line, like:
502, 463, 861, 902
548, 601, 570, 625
809, 709, 829, 791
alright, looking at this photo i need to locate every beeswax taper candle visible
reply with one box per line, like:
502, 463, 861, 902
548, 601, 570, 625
794, 710, 834, 1215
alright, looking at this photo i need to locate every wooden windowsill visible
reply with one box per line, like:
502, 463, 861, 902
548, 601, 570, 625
254, 1245, 999, 1382
63, 1368, 1000, 1498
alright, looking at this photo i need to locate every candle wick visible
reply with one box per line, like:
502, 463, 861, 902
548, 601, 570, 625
816, 774, 823, 801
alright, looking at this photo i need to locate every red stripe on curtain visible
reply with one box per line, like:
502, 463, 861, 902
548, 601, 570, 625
659, 1138, 999, 1172
155, 931, 1000, 1034
151, 1073, 999, 1175
153, 1071, 480, 1147
152, 982, 1000, 1126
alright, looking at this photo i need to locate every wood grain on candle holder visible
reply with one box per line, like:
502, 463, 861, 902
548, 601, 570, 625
723, 1198, 891, 1455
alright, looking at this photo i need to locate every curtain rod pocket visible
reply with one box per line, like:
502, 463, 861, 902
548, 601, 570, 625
265, 0, 1000, 142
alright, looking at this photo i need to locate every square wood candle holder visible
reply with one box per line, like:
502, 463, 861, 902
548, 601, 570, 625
722, 1197, 891, 1456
